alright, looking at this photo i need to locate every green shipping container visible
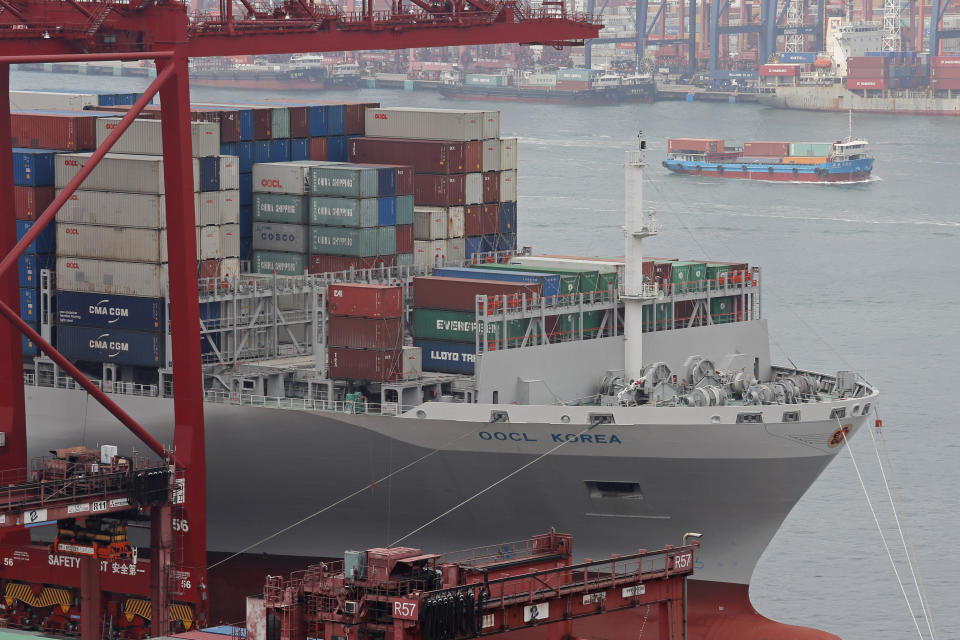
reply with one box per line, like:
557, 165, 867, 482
788, 142, 832, 157
465, 74, 507, 87
310, 197, 378, 227
309, 226, 379, 256
378, 226, 396, 255
253, 251, 307, 276
560, 310, 606, 339
656, 302, 672, 330
271, 107, 291, 139
670, 261, 707, 293
557, 68, 593, 82
710, 296, 735, 324
413, 309, 534, 345
471, 263, 595, 303
706, 263, 732, 290
310, 165, 379, 198
396, 195, 414, 225
597, 272, 618, 296
254, 193, 309, 224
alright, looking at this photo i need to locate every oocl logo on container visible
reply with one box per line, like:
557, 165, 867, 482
65, 262, 79, 269
374, 113, 389, 120
64, 160, 79, 167
64, 228, 79, 235
261, 179, 283, 188
105, 123, 119, 130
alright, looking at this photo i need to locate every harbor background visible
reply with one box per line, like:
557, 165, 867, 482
11, 70, 959, 640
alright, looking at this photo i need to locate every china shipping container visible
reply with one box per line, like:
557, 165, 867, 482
308, 254, 396, 274
364, 108, 497, 141
412, 276, 540, 312
58, 325, 164, 367
414, 174, 466, 206
357, 163, 415, 195
252, 222, 310, 253
11, 111, 104, 151
56, 291, 164, 332
253, 251, 308, 276
310, 226, 379, 256
348, 138, 482, 174
328, 316, 403, 350
55, 257, 168, 297
327, 347, 402, 382
254, 193, 309, 224
310, 197, 378, 227
310, 165, 379, 198
96, 118, 220, 157
414, 339, 476, 374
328, 283, 403, 318
14, 185, 54, 221
56, 153, 201, 194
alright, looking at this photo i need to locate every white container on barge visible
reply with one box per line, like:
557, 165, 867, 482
96, 118, 221, 157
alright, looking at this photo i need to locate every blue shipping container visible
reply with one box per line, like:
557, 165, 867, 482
328, 136, 348, 162
481, 234, 497, 253
239, 173, 253, 206
240, 236, 252, 262
376, 167, 396, 197
20, 287, 37, 322
270, 139, 291, 163
779, 52, 817, 63
415, 339, 476, 374
377, 197, 397, 226
97, 94, 117, 107
117, 93, 136, 106
291, 138, 310, 161
13, 149, 56, 187
22, 321, 39, 357
57, 291, 164, 332
223, 141, 254, 173
326, 105, 346, 136
252, 140, 272, 164
308, 105, 328, 137
16, 220, 55, 255
18, 253, 54, 288
499, 202, 517, 234
239, 204, 252, 230
465, 236, 484, 259
434, 266, 560, 300
238, 109, 255, 141
198, 156, 220, 192
58, 326, 164, 367
496, 234, 517, 252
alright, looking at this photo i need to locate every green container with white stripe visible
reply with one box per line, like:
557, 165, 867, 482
310, 197, 378, 227
310, 165, 379, 198
253, 251, 307, 276
309, 226, 379, 256
254, 193, 308, 224
412, 309, 534, 345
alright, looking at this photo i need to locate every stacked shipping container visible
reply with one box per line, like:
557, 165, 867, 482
846, 54, 921, 91
931, 56, 960, 92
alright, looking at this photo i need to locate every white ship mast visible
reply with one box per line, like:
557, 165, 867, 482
622, 134, 660, 382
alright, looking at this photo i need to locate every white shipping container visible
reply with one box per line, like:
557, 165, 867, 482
480, 111, 500, 139
499, 170, 517, 202
55, 153, 201, 194
221, 257, 241, 280
414, 208, 447, 240
364, 108, 489, 141
447, 207, 465, 238
511, 256, 621, 273
220, 223, 241, 258
465, 173, 483, 206
56, 223, 167, 263
10, 91, 98, 112
219, 190, 240, 225
481, 139, 501, 172
252, 162, 319, 195
199, 225, 221, 260
56, 257, 169, 297
445, 238, 465, 265
413, 240, 446, 267
96, 118, 220, 157
219, 155, 240, 190
197, 190, 240, 226
499, 138, 518, 171
58, 190, 183, 229
401, 345, 422, 380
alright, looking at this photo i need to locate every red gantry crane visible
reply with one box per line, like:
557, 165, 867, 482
0, 1, 601, 637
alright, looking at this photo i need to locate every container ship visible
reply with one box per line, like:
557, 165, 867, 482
439, 68, 656, 104
188, 55, 362, 90
11, 94, 877, 639
662, 136, 873, 182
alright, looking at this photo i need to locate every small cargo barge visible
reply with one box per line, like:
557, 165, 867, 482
662, 137, 874, 182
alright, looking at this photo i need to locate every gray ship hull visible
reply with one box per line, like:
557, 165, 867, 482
758, 84, 960, 115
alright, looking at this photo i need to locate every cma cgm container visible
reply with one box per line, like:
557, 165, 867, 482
253, 251, 308, 276
328, 283, 402, 318
14, 185, 54, 221
328, 316, 403, 350
348, 138, 482, 174
364, 108, 498, 141
310, 165, 379, 198
415, 339, 476, 374
56, 291, 164, 332
58, 326, 164, 367
96, 118, 220, 157
327, 347, 401, 382
413, 276, 540, 312
414, 174, 466, 206
55, 153, 201, 194
252, 222, 309, 253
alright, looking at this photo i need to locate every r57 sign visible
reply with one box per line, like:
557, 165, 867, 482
392, 599, 418, 620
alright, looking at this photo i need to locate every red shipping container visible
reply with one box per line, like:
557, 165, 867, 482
667, 138, 723, 154
847, 67, 889, 78
932, 56, 960, 67
556, 80, 590, 91
653, 261, 673, 294
759, 64, 800, 76
482, 172, 500, 203
309, 137, 329, 161
463, 205, 483, 236
742, 141, 790, 157
361, 163, 415, 195
328, 283, 403, 318
847, 78, 888, 89
328, 316, 403, 350
201, 109, 242, 143
481, 204, 499, 235
327, 347, 402, 382
11, 112, 102, 151
14, 185, 55, 221
309, 254, 396, 274
348, 138, 481, 174
252, 108, 272, 140
396, 224, 414, 253
847, 56, 889, 68
413, 276, 541, 313
931, 77, 960, 90
414, 174, 466, 206
198, 259, 221, 279
288, 106, 310, 138
931, 67, 960, 79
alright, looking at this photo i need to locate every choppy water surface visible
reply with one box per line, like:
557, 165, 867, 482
12, 71, 959, 639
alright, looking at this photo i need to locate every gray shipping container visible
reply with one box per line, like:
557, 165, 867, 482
56, 153, 200, 194
310, 196, 378, 227
221, 223, 241, 258
499, 169, 517, 202
445, 237, 465, 265
219, 156, 240, 190
414, 208, 447, 240
447, 206, 465, 238
253, 251, 307, 276
199, 190, 240, 226
198, 225, 221, 260
271, 107, 291, 139
56, 256, 169, 297
500, 138, 518, 171
254, 193, 309, 224
363, 108, 496, 141
378, 226, 397, 255
481, 139, 501, 172
309, 226, 379, 256
252, 161, 323, 195
95, 118, 220, 157
57, 222, 167, 263
465, 173, 483, 205
10, 90, 98, 112
413, 239, 445, 267
310, 165, 378, 198
59, 190, 183, 229
252, 222, 309, 253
